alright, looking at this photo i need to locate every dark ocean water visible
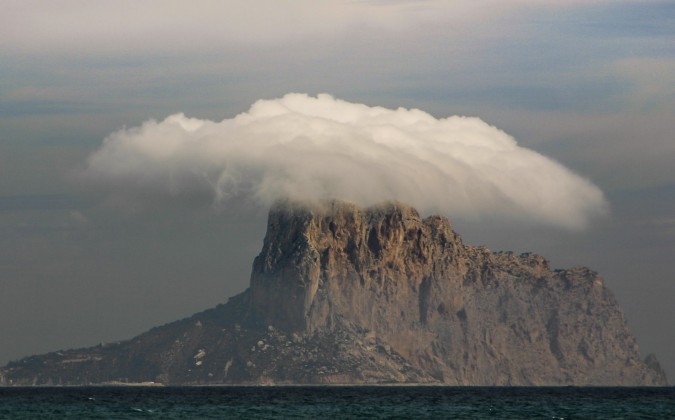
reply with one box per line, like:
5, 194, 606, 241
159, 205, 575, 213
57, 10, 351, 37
0, 386, 674, 419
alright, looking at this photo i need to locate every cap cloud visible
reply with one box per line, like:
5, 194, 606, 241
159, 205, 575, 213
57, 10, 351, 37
83, 93, 607, 229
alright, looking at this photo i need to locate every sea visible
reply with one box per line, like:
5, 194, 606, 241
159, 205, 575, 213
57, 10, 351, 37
1, 386, 674, 419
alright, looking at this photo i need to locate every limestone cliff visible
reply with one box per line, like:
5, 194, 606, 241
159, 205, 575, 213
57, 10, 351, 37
0, 201, 667, 385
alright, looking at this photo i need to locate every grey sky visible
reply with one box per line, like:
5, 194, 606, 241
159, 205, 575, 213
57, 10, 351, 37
2, 1, 674, 378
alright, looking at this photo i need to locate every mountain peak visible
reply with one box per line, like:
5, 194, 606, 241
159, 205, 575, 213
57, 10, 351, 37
0, 201, 667, 386
250, 199, 460, 331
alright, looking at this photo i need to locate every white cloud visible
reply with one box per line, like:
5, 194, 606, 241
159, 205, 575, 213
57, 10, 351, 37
0, 0, 429, 54
1, 0, 613, 56
82, 93, 607, 229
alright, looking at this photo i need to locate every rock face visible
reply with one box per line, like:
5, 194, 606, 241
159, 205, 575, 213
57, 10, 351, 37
0, 201, 667, 386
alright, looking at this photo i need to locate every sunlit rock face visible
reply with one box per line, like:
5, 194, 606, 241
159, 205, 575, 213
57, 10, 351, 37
249, 200, 666, 385
0, 201, 666, 386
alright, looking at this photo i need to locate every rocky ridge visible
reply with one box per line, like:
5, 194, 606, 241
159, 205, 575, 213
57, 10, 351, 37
0, 200, 667, 385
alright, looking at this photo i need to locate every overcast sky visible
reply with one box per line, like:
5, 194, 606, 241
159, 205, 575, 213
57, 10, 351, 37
2, 0, 674, 379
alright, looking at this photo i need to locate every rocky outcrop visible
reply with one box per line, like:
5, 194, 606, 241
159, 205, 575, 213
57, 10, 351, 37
0, 200, 667, 385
